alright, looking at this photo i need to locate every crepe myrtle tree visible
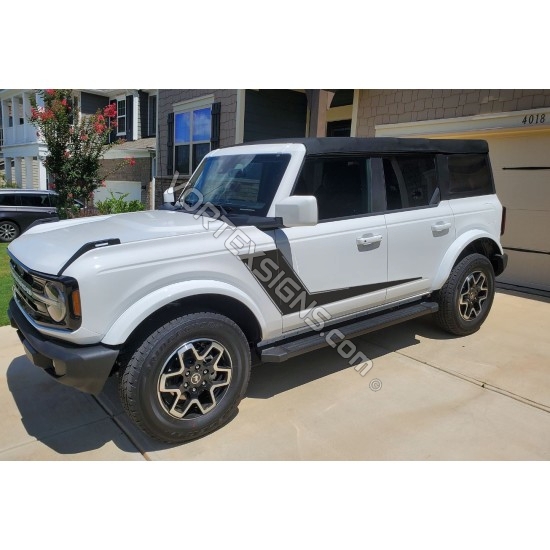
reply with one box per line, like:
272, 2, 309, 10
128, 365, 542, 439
30, 89, 135, 218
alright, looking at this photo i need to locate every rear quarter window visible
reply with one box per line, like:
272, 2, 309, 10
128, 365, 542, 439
447, 154, 493, 196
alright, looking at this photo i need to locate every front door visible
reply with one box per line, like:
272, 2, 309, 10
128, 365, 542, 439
273, 155, 389, 332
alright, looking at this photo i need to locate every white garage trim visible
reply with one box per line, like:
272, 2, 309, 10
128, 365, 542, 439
375, 107, 550, 138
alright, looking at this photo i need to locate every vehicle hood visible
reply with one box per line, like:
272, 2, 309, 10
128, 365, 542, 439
8, 210, 220, 275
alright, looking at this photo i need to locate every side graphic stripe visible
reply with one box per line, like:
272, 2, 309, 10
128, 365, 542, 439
240, 249, 421, 315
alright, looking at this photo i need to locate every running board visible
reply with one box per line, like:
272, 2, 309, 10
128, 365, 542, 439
259, 301, 438, 363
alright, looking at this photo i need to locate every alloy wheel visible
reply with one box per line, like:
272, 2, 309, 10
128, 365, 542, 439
458, 271, 489, 321
157, 339, 232, 419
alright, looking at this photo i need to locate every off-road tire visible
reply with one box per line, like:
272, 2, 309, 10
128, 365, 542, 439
119, 312, 251, 444
434, 253, 495, 336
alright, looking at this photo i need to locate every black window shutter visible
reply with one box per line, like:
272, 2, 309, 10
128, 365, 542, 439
109, 100, 117, 143
125, 95, 134, 141
167, 112, 174, 176
139, 91, 149, 138
210, 101, 221, 150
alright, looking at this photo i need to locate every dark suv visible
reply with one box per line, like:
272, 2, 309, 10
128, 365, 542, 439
0, 189, 74, 242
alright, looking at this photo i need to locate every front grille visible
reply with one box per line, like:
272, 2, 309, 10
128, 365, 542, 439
10, 260, 69, 329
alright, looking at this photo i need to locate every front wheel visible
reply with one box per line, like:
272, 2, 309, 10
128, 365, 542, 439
434, 253, 495, 336
119, 312, 251, 443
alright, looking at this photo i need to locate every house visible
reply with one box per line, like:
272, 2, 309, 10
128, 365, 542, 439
156, 89, 550, 293
0, 89, 157, 207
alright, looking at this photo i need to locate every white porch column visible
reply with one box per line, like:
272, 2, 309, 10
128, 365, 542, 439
38, 157, 47, 189
11, 95, 18, 124
22, 92, 32, 142
13, 157, 22, 187
1, 99, 11, 144
4, 157, 13, 184
24, 156, 34, 189
0, 99, 8, 131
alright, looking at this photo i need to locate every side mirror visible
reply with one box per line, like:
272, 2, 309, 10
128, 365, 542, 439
163, 187, 175, 204
275, 196, 318, 227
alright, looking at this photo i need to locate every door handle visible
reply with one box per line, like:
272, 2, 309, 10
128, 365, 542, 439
357, 234, 383, 246
431, 221, 452, 232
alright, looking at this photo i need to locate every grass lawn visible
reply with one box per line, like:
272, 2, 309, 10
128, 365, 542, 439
0, 243, 12, 326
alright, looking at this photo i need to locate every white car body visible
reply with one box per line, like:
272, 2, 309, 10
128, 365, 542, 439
7, 138, 506, 397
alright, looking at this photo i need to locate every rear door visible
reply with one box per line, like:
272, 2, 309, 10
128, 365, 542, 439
382, 154, 456, 302
17, 193, 58, 232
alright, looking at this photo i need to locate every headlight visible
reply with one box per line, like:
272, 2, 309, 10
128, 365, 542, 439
44, 281, 67, 322
11, 257, 81, 330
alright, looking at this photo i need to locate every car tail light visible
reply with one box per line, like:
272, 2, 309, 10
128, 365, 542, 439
501, 206, 506, 236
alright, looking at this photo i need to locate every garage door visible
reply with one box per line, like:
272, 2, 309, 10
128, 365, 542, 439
94, 180, 142, 203
485, 132, 550, 292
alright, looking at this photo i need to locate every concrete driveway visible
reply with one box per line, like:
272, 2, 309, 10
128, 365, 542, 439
1, 289, 549, 460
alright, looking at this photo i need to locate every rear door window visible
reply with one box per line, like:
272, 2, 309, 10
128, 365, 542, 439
382, 155, 438, 210
19, 194, 50, 207
0, 193, 19, 206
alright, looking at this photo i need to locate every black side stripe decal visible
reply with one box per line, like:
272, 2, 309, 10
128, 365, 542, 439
240, 249, 421, 315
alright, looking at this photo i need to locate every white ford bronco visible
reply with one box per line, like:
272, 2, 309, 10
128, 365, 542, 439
7, 137, 507, 443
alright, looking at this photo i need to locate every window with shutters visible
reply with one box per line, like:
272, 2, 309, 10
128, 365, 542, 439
116, 97, 126, 136
173, 97, 213, 175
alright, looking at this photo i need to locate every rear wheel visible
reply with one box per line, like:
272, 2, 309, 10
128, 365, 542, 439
434, 253, 495, 336
119, 312, 251, 443
0, 221, 20, 242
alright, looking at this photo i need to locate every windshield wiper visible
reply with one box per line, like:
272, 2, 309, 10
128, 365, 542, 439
211, 204, 232, 217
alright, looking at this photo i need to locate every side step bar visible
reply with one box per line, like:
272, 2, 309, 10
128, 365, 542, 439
259, 301, 438, 363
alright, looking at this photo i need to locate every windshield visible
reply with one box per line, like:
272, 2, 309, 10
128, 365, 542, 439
179, 153, 291, 217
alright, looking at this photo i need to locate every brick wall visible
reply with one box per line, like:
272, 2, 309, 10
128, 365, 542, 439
157, 89, 238, 186
356, 90, 550, 137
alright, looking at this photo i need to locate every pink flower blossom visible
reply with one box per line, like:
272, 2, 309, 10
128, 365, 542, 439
103, 104, 117, 118
129, 158, 136, 166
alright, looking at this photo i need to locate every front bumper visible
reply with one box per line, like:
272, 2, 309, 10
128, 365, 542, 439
8, 299, 119, 395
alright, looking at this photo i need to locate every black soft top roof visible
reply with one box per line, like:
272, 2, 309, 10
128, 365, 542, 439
248, 137, 488, 155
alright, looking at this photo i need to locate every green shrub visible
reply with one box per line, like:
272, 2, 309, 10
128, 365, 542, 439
96, 191, 145, 215
0, 174, 17, 188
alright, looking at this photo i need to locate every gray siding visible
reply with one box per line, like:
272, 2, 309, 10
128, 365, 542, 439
357, 89, 550, 137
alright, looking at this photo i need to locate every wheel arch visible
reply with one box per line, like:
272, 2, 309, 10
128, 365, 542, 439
432, 231, 504, 290
115, 294, 262, 374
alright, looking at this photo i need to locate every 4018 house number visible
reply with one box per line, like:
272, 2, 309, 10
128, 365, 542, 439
522, 113, 546, 125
